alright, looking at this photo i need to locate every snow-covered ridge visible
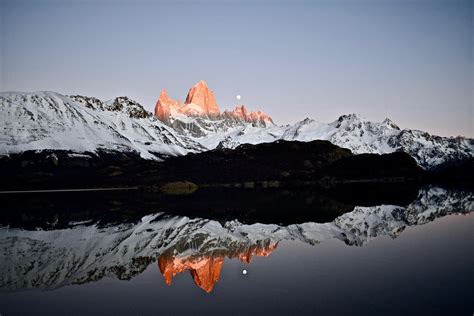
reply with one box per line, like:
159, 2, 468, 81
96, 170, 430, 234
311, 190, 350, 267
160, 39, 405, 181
0, 91, 472, 169
0, 91, 204, 160
0, 186, 471, 291
182, 113, 473, 169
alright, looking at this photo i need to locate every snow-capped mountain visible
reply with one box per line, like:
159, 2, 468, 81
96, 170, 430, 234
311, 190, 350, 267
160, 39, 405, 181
150, 80, 473, 169
0, 81, 472, 169
152, 81, 473, 169
0, 186, 471, 292
0, 91, 204, 160
176, 114, 473, 169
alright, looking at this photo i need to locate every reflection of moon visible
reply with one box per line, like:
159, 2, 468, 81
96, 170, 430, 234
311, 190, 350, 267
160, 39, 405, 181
236, 95, 241, 100
242, 269, 247, 275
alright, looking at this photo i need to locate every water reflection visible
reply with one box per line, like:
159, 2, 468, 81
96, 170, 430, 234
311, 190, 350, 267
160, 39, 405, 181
158, 241, 278, 292
0, 186, 471, 293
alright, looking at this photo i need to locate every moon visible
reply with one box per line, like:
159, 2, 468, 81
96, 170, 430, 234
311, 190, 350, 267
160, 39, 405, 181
236, 95, 241, 100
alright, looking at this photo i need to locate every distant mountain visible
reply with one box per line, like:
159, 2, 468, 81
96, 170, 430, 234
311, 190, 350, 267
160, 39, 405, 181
0, 81, 472, 169
179, 114, 473, 170
0, 186, 471, 292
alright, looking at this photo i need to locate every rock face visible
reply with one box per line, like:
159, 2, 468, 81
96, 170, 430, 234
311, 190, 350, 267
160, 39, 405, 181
154, 90, 182, 122
183, 80, 220, 117
71, 95, 152, 119
154, 80, 220, 120
223, 105, 274, 125
154, 80, 274, 126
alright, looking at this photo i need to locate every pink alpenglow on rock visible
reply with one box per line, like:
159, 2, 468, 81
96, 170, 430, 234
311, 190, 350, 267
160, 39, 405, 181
224, 105, 274, 126
183, 80, 220, 117
222, 105, 274, 126
154, 89, 182, 121
154, 80, 274, 126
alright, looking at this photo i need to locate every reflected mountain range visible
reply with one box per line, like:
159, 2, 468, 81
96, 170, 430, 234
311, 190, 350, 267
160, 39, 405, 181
0, 186, 472, 293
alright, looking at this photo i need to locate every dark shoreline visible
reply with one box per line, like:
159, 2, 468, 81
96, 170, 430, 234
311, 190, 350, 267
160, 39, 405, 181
3, 139, 471, 191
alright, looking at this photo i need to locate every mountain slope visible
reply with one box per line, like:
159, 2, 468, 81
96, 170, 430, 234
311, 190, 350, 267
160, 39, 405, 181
197, 114, 473, 169
0, 92, 204, 160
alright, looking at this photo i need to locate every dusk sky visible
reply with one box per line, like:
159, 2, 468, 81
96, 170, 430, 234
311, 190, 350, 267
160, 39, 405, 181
1, 0, 472, 137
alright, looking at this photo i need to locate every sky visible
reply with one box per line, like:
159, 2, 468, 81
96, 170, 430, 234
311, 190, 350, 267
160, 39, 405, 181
1, 0, 472, 137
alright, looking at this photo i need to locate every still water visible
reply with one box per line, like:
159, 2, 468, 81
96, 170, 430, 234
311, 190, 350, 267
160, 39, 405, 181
0, 186, 472, 315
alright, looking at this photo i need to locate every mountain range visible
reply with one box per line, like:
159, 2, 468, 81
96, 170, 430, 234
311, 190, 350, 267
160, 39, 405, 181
1, 80, 472, 170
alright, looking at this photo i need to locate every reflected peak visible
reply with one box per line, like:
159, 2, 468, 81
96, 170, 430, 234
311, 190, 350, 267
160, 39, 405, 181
158, 253, 224, 293
158, 242, 278, 293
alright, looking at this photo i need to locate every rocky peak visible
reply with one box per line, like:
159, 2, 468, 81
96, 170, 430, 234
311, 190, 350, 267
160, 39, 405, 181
232, 105, 249, 118
69, 95, 104, 110
222, 105, 274, 127
337, 113, 361, 123
154, 89, 182, 121
153, 80, 274, 126
183, 80, 220, 117
382, 118, 400, 130
249, 110, 274, 125
301, 117, 315, 125
332, 113, 364, 129
109, 96, 152, 119
71, 95, 152, 119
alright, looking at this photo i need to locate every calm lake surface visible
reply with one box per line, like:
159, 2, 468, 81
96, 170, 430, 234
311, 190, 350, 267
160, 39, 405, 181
0, 186, 472, 315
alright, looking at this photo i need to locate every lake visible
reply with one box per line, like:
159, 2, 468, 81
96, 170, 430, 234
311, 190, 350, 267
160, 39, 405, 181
0, 185, 472, 315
